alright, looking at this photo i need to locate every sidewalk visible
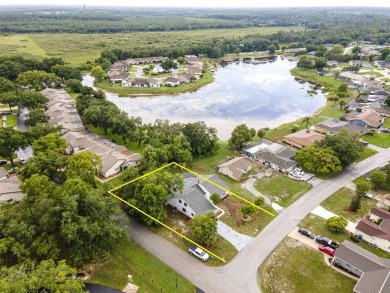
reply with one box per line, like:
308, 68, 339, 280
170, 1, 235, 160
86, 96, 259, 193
311, 206, 356, 233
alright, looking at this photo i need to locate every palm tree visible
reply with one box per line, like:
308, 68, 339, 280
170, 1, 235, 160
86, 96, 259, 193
339, 99, 347, 110
301, 116, 312, 128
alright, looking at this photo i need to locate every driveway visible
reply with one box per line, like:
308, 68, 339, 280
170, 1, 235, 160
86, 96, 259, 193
368, 144, 386, 152
17, 107, 29, 131
217, 221, 253, 251
311, 206, 357, 234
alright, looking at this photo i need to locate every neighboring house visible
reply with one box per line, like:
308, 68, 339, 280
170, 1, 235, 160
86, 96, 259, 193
217, 157, 252, 181
355, 208, 390, 252
331, 240, 390, 293
0, 167, 9, 182
125, 57, 165, 65
317, 70, 334, 77
349, 60, 373, 69
326, 60, 338, 68
341, 111, 384, 129
164, 77, 181, 87
185, 55, 203, 66
108, 70, 129, 83
131, 78, 151, 88
167, 173, 228, 219
283, 129, 325, 149
375, 61, 390, 70
186, 66, 203, 76
110, 61, 129, 72
314, 118, 367, 135
338, 72, 366, 83
243, 139, 296, 173
0, 175, 24, 203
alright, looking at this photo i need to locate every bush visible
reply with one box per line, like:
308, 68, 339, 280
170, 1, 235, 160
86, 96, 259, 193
210, 192, 221, 204
326, 215, 348, 233
350, 234, 360, 243
241, 204, 257, 218
254, 197, 265, 206
371, 170, 387, 189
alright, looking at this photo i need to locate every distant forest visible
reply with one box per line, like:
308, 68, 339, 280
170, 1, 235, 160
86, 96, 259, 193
0, 6, 389, 44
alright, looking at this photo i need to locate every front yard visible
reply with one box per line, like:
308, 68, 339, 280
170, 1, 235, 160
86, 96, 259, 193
259, 237, 356, 293
364, 132, 390, 148
254, 173, 311, 207
320, 188, 377, 222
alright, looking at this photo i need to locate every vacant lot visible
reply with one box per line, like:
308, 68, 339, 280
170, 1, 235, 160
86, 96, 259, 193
364, 133, 390, 148
0, 27, 301, 66
259, 237, 356, 293
254, 173, 311, 207
321, 188, 377, 222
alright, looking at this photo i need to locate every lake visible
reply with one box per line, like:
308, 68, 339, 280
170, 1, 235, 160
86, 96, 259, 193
83, 57, 326, 140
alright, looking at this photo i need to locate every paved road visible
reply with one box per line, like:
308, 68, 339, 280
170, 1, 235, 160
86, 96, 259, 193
126, 149, 390, 293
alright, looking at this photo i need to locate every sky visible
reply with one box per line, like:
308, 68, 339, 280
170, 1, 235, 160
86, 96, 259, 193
2, 0, 390, 7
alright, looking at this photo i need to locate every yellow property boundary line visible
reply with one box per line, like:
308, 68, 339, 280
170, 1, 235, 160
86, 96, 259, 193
109, 162, 275, 263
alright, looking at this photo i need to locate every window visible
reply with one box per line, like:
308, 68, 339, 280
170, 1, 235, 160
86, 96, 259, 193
182, 208, 186, 213
184, 202, 187, 207
191, 213, 194, 217
179, 199, 182, 204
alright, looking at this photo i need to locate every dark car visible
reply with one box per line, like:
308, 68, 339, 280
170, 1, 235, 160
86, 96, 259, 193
298, 227, 315, 239
316, 236, 339, 250
0, 160, 7, 165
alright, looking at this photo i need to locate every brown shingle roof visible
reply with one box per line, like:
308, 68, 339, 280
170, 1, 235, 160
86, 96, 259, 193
284, 129, 325, 148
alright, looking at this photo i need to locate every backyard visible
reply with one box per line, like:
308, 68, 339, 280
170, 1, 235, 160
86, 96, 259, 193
259, 237, 356, 293
254, 173, 311, 207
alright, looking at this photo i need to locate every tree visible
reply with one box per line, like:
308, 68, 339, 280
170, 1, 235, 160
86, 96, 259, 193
268, 44, 276, 54
228, 124, 253, 150
190, 211, 218, 246
330, 45, 345, 55
257, 128, 266, 139
17, 70, 61, 91
297, 56, 314, 69
295, 145, 342, 175
318, 131, 363, 168
32, 133, 67, 154
254, 197, 265, 206
51, 65, 82, 81
0, 127, 28, 166
301, 116, 312, 128
326, 216, 348, 233
0, 77, 16, 93
18, 91, 48, 109
83, 103, 120, 134
338, 83, 349, 93
339, 99, 347, 110
386, 96, 390, 108
210, 192, 221, 204
182, 121, 219, 158
355, 180, 371, 197
177, 57, 185, 64
66, 151, 102, 186
241, 204, 257, 219
24, 109, 49, 127
350, 195, 362, 212
161, 59, 177, 72
90, 65, 105, 82
371, 170, 387, 189
314, 57, 327, 70
0, 91, 18, 111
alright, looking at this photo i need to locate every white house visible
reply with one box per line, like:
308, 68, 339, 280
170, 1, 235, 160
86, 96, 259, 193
167, 173, 228, 219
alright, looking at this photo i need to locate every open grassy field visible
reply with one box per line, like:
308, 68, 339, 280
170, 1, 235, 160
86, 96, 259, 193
300, 214, 390, 259
254, 173, 311, 207
0, 27, 301, 66
321, 188, 377, 222
364, 133, 390, 148
259, 237, 356, 293
89, 234, 195, 292
383, 118, 390, 129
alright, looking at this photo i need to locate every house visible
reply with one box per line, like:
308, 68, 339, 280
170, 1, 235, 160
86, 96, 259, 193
338, 72, 366, 83
185, 55, 202, 66
341, 111, 384, 129
0, 167, 9, 182
283, 129, 325, 149
326, 60, 338, 68
355, 208, 390, 252
131, 78, 151, 88
108, 70, 129, 83
243, 139, 296, 173
164, 77, 181, 87
178, 73, 193, 84
110, 61, 129, 72
0, 175, 24, 203
317, 70, 334, 77
186, 66, 203, 76
331, 240, 390, 293
314, 118, 367, 135
125, 57, 165, 65
375, 61, 390, 70
349, 60, 373, 69
167, 173, 228, 218
218, 157, 252, 181
148, 78, 161, 88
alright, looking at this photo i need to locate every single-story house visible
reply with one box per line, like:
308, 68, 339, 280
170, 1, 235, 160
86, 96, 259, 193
0, 167, 9, 182
283, 129, 325, 149
349, 60, 373, 69
341, 111, 384, 129
100, 150, 142, 178
217, 157, 251, 181
131, 78, 151, 88
185, 55, 202, 66
185, 66, 203, 76
167, 173, 228, 219
375, 61, 390, 70
314, 118, 367, 135
331, 240, 390, 293
0, 175, 24, 203
110, 61, 129, 72
164, 77, 181, 87
125, 57, 165, 65
355, 208, 390, 252
326, 60, 338, 68
243, 139, 296, 173
338, 72, 366, 83
317, 70, 334, 77
108, 70, 129, 83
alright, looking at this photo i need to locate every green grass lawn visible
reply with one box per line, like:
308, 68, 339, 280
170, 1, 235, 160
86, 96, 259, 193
89, 234, 195, 292
259, 237, 356, 293
383, 118, 390, 129
254, 173, 311, 207
358, 71, 384, 77
364, 133, 390, 148
300, 214, 390, 259
3, 114, 17, 127
357, 147, 378, 162
321, 188, 377, 222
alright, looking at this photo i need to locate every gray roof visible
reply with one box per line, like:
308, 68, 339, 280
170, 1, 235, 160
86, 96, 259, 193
182, 185, 216, 215
254, 151, 296, 169
335, 241, 390, 293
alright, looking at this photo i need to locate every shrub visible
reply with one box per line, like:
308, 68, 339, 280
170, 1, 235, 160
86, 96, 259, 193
350, 234, 360, 243
326, 215, 348, 233
210, 192, 221, 204
254, 197, 265, 206
241, 204, 257, 218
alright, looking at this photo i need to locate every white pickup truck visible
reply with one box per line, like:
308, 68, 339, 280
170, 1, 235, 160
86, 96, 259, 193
189, 245, 209, 262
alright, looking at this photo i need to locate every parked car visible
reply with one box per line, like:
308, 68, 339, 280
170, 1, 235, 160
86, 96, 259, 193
0, 160, 7, 165
19, 158, 27, 164
298, 227, 315, 239
8, 167, 18, 174
1, 111, 12, 116
382, 128, 390, 133
318, 244, 335, 256
316, 236, 339, 249
363, 192, 373, 199
189, 245, 209, 262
